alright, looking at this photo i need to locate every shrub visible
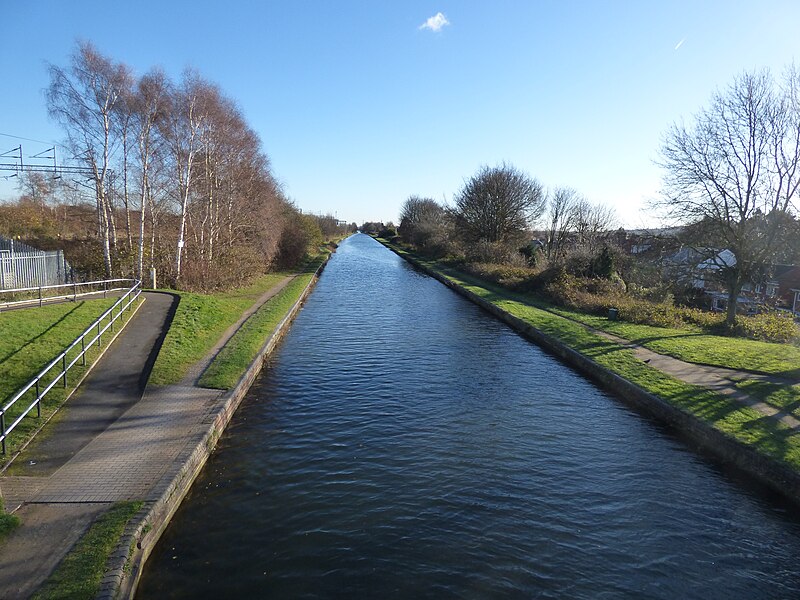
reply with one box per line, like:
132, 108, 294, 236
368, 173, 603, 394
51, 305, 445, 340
378, 225, 397, 239
441, 252, 798, 345
464, 262, 538, 289
734, 312, 800, 343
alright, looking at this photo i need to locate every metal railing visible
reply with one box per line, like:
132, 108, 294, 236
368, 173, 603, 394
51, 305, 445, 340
0, 280, 142, 454
0, 278, 135, 311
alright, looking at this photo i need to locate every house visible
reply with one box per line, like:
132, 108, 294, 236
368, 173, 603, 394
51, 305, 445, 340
665, 246, 800, 315
749, 265, 800, 315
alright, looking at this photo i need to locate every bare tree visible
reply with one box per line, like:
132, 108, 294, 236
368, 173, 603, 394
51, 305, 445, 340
131, 68, 168, 281
47, 42, 132, 276
545, 186, 581, 259
159, 71, 208, 282
398, 196, 444, 243
659, 67, 800, 326
454, 163, 546, 245
112, 81, 135, 251
573, 198, 617, 254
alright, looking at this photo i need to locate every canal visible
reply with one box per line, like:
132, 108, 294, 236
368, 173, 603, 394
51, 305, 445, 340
137, 233, 800, 598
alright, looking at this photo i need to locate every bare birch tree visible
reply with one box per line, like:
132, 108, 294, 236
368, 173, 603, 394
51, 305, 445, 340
47, 42, 131, 277
160, 71, 207, 282
131, 68, 168, 281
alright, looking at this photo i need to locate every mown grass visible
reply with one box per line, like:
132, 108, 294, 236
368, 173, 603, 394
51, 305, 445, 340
540, 305, 800, 379
199, 264, 320, 390
385, 241, 800, 471
32, 501, 142, 600
147, 273, 288, 386
736, 380, 800, 421
403, 249, 800, 379
0, 298, 137, 460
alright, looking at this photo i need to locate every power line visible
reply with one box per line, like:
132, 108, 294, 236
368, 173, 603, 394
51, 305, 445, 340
0, 132, 59, 146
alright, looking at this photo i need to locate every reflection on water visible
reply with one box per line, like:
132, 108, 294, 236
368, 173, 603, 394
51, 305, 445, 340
138, 233, 800, 599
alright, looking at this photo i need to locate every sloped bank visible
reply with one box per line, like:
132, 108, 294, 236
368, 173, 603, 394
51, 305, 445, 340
377, 238, 800, 505
102, 254, 334, 600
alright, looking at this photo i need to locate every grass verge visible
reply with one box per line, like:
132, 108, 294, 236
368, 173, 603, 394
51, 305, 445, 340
32, 501, 142, 600
198, 261, 321, 390
147, 273, 288, 386
0, 298, 139, 462
736, 380, 800, 420
538, 303, 800, 379
383, 240, 800, 471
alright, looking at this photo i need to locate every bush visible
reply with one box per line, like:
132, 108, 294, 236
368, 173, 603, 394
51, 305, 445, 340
734, 312, 800, 343
435, 249, 798, 345
378, 225, 397, 239
464, 262, 538, 289
466, 239, 528, 265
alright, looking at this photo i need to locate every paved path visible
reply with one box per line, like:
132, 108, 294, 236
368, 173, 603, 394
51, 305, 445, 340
592, 329, 800, 429
0, 279, 292, 599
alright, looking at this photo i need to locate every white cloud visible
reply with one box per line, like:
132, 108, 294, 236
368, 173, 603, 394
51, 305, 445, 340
674, 38, 685, 51
419, 12, 450, 32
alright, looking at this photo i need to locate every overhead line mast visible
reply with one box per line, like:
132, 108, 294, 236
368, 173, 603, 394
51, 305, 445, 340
0, 143, 96, 180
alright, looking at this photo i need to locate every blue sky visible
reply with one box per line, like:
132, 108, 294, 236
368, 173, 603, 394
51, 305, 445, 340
2, 1, 799, 227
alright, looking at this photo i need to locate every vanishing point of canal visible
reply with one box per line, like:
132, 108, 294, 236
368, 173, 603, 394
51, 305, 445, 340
138, 234, 800, 599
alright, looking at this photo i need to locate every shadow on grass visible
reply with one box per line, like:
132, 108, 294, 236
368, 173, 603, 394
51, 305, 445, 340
0, 303, 83, 365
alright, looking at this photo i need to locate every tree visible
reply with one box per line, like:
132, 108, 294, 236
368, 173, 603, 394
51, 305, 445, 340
659, 67, 800, 326
159, 71, 208, 282
572, 197, 616, 254
47, 42, 132, 277
398, 196, 444, 245
454, 163, 545, 245
545, 186, 581, 259
130, 68, 168, 281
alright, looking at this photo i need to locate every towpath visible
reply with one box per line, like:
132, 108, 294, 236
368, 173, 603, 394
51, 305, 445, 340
0, 276, 293, 599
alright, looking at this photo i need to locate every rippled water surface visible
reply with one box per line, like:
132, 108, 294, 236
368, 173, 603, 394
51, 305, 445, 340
138, 234, 800, 599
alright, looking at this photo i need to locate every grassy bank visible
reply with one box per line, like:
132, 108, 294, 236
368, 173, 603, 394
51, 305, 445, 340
199, 256, 324, 390
147, 273, 288, 386
381, 239, 800, 471
150, 252, 330, 387
32, 501, 142, 600
0, 298, 137, 460
410, 250, 799, 378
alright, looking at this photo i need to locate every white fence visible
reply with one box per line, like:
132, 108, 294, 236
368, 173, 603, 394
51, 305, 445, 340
0, 238, 70, 289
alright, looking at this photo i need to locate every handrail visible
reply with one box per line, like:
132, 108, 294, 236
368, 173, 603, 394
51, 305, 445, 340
0, 280, 142, 454
0, 278, 135, 311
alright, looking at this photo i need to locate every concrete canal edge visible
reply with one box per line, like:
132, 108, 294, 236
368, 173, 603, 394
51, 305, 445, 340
380, 239, 800, 505
102, 256, 332, 600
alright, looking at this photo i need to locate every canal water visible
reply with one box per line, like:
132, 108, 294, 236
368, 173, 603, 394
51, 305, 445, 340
137, 234, 800, 599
